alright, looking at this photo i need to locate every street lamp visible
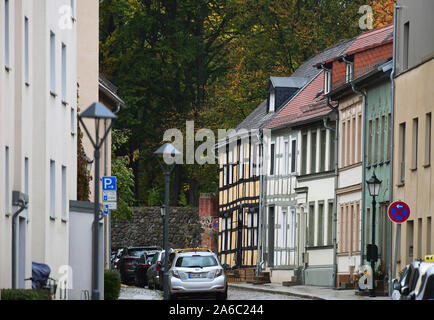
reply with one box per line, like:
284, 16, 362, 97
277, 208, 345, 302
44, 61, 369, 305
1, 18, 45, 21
366, 172, 382, 298
154, 143, 181, 300
85, 155, 94, 172
79, 102, 117, 300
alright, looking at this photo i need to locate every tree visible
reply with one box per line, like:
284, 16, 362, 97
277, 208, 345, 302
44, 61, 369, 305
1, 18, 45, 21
372, 0, 396, 28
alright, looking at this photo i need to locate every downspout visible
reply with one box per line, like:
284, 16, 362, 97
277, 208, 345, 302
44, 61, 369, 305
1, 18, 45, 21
256, 130, 263, 276
12, 199, 28, 289
325, 97, 339, 289
349, 78, 367, 274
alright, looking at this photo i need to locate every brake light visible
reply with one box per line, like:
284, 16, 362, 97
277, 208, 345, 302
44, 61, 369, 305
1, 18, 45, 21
114, 261, 118, 266
171, 270, 180, 278
156, 262, 161, 272
215, 269, 223, 278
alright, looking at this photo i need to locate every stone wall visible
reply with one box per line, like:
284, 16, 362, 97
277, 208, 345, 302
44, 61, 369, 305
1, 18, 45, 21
111, 207, 204, 250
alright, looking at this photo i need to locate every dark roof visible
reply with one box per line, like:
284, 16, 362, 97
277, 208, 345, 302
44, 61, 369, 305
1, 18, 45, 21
269, 76, 309, 89
235, 99, 273, 131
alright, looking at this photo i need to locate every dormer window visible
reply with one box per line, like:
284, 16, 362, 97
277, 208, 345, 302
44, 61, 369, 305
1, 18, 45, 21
346, 62, 354, 83
269, 89, 276, 112
324, 70, 332, 94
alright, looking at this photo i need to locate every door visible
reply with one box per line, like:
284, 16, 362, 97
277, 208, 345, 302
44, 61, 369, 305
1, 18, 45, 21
236, 209, 244, 267
18, 216, 27, 289
268, 207, 275, 267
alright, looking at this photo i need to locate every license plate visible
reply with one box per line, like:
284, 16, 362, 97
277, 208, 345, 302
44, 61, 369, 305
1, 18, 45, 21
189, 273, 205, 279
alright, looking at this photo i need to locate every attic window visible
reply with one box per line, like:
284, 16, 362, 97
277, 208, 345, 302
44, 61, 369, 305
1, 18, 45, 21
324, 70, 332, 94
269, 89, 276, 113
346, 63, 354, 83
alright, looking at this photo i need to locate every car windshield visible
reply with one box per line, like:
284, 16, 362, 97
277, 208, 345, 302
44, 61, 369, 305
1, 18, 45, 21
128, 249, 146, 257
175, 256, 218, 268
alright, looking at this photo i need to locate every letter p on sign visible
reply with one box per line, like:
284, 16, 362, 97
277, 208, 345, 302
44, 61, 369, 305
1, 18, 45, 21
102, 177, 117, 191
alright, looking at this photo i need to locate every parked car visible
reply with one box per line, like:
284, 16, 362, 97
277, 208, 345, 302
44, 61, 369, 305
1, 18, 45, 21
118, 246, 160, 284
392, 259, 434, 300
134, 253, 155, 287
111, 248, 124, 270
147, 250, 166, 290
414, 265, 434, 300
167, 248, 227, 300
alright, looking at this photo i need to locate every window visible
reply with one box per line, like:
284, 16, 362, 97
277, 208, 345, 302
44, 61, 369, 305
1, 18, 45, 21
339, 206, 344, 252
327, 201, 333, 246
352, 117, 356, 164
374, 118, 379, 164
284, 141, 289, 175
5, 0, 10, 69
50, 31, 56, 94
301, 133, 307, 175
291, 139, 297, 173
308, 203, 315, 247
399, 123, 406, 182
239, 142, 243, 180
425, 113, 431, 166
269, 89, 275, 113
329, 128, 335, 171
417, 218, 422, 259
282, 211, 287, 248
61, 43, 67, 102
310, 131, 317, 174
320, 130, 326, 172
403, 22, 410, 70
342, 121, 346, 166
5, 146, 10, 214
345, 63, 353, 83
427, 217, 432, 254
61, 166, 67, 221
270, 143, 275, 176
324, 70, 331, 94
412, 118, 418, 169
407, 220, 414, 263
25, 17, 29, 84
357, 114, 362, 163
50, 160, 56, 219
318, 202, 324, 246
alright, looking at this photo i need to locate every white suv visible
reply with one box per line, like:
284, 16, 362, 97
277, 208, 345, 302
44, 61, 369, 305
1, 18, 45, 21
167, 249, 227, 300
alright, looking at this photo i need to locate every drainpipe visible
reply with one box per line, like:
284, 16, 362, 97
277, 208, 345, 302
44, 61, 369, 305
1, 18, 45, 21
390, 4, 405, 296
349, 79, 367, 276
12, 196, 28, 289
256, 130, 263, 276
325, 97, 339, 289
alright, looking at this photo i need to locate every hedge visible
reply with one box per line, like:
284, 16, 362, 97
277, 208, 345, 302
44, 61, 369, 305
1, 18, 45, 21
104, 269, 121, 300
0, 289, 51, 300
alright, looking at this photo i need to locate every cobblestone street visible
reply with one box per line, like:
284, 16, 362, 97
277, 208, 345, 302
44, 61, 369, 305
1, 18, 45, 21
118, 285, 308, 300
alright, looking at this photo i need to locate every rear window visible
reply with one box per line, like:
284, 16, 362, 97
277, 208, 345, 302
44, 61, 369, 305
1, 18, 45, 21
128, 249, 146, 257
423, 276, 434, 300
146, 255, 154, 264
175, 256, 218, 268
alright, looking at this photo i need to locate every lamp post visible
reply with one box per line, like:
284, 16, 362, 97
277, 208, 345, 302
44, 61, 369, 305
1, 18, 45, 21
79, 102, 117, 300
154, 143, 181, 300
366, 172, 382, 298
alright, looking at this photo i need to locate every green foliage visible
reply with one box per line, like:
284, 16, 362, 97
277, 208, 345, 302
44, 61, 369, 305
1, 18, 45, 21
104, 270, 121, 300
178, 190, 189, 208
100, 0, 376, 206
111, 129, 135, 221
147, 185, 163, 206
0, 289, 51, 300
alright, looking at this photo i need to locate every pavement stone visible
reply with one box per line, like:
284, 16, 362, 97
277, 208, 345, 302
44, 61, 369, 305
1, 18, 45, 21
228, 282, 391, 300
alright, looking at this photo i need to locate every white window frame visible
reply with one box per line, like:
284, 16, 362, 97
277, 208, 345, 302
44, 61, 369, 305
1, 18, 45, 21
61, 43, 67, 103
50, 31, 56, 95
5, 0, 10, 70
345, 63, 353, 83
61, 165, 67, 221
24, 17, 30, 84
324, 70, 332, 94
50, 160, 56, 219
5, 146, 10, 215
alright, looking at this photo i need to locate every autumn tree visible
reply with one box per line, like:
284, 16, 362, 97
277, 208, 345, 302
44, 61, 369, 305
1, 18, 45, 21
372, 0, 396, 28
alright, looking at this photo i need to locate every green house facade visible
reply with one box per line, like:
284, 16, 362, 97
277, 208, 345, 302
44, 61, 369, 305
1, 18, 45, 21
358, 61, 393, 276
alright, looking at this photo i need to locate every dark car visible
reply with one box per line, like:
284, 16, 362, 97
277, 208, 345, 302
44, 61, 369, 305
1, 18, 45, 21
118, 246, 160, 284
392, 260, 434, 300
147, 250, 166, 290
134, 253, 155, 287
415, 265, 434, 300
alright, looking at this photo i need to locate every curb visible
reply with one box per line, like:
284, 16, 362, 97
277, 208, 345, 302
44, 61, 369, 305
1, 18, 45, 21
228, 283, 325, 300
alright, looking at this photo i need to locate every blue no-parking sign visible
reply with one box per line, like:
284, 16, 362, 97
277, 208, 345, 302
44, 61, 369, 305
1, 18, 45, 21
102, 176, 117, 191
388, 201, 410, 224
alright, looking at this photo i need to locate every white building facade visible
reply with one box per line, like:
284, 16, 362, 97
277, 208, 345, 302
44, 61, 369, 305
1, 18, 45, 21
0, 0, 78, 291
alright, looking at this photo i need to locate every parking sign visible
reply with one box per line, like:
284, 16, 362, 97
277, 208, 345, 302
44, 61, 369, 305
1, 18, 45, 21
102, 176, 117, 191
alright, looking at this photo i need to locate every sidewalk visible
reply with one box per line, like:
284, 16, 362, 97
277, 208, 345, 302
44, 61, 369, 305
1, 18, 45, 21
228, 282, 391, 300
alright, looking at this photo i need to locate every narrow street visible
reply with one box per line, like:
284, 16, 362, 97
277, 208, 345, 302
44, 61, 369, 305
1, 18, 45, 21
118, 285, 309, 300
